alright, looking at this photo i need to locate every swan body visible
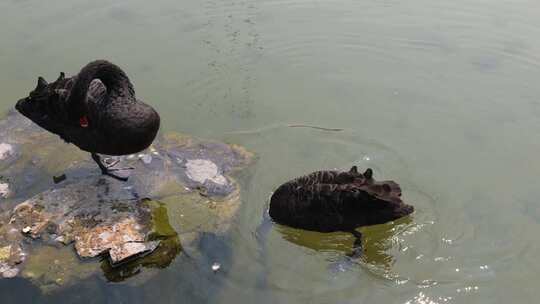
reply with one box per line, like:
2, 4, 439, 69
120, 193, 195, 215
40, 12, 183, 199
269, 166, 413, 232
15, 60, 160, 179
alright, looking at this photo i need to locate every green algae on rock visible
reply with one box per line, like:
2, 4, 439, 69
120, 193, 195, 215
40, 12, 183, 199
0, 110, 253, 291
101, 200, 181, 282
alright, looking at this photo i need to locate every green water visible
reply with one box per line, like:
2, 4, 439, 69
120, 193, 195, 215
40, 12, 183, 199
1, 0, 540, 303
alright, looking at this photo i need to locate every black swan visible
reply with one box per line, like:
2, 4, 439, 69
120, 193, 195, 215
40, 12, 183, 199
269, 166, 414, 255
15, 60, 160, 181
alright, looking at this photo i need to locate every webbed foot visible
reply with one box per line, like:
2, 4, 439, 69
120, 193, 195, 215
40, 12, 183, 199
91, 153, 133, 181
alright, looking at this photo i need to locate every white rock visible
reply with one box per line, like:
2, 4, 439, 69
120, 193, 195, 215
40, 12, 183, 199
0, 183, 9, 198
0, 143, 13, 160
54, 236, 66, 244
0, 265, 19, 278
185, 159, 227, 186
109, 241, 159, 265
141, 154, 152, 164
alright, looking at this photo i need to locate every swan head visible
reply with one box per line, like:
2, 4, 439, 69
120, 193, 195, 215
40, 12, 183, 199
15, 77, 51, 120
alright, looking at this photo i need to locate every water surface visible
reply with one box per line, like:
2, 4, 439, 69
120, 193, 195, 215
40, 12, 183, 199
1, 0, 540, 303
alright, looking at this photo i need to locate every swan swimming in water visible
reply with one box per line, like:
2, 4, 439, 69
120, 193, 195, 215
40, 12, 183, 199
269, 166, 414, 255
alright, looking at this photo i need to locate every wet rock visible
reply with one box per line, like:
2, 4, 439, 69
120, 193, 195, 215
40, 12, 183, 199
6, 182, 163, 266
101, 201, 182, 282
0, 110, 253, 291
186, 159, 227, 185
161, 133, 253, 197
0, 244, 24, 278
52, 174, 66, 184
0, 143, 14, 161
0, 182, 10, 199
1, 267, 19, 278
140, 154, 152, 164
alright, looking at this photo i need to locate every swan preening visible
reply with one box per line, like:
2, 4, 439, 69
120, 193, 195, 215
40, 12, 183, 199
269, 166, 414, 254
15, 60, 160, 181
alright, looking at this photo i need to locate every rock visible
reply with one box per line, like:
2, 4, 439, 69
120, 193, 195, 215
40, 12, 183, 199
52, 174, 66, 184
0, 143, 14, 161
161, 133, 253, 197
1, 267, 19, 278
0, 244, 23, 279
140, 154, 152, 164
0, 182, 9, 199
6, 182, 164, 266
0, 110, 253, 291
0, 246, 11, 260
100, 201, 182, 283
186, 159, 228, 186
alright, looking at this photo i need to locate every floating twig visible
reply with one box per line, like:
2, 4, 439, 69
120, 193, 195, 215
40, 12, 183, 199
287, 124, 344, 132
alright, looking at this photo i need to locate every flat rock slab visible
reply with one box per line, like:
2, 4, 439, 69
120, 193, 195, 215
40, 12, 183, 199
0, 111, 253, 290
8, 182, 159, 265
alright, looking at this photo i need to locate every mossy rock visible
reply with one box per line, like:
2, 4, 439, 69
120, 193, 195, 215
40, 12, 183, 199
0, 110, 254, 292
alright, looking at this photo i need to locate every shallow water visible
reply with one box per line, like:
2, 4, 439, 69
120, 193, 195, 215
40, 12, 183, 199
1, 0, 540, 303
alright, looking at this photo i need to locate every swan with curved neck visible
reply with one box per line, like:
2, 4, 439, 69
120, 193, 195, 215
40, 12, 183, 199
15, 60, 160, 181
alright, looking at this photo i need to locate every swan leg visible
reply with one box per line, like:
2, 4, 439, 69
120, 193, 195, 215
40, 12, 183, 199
91, 153, 131, 181
327, 230, 363, 274
348, 230, 363, 258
